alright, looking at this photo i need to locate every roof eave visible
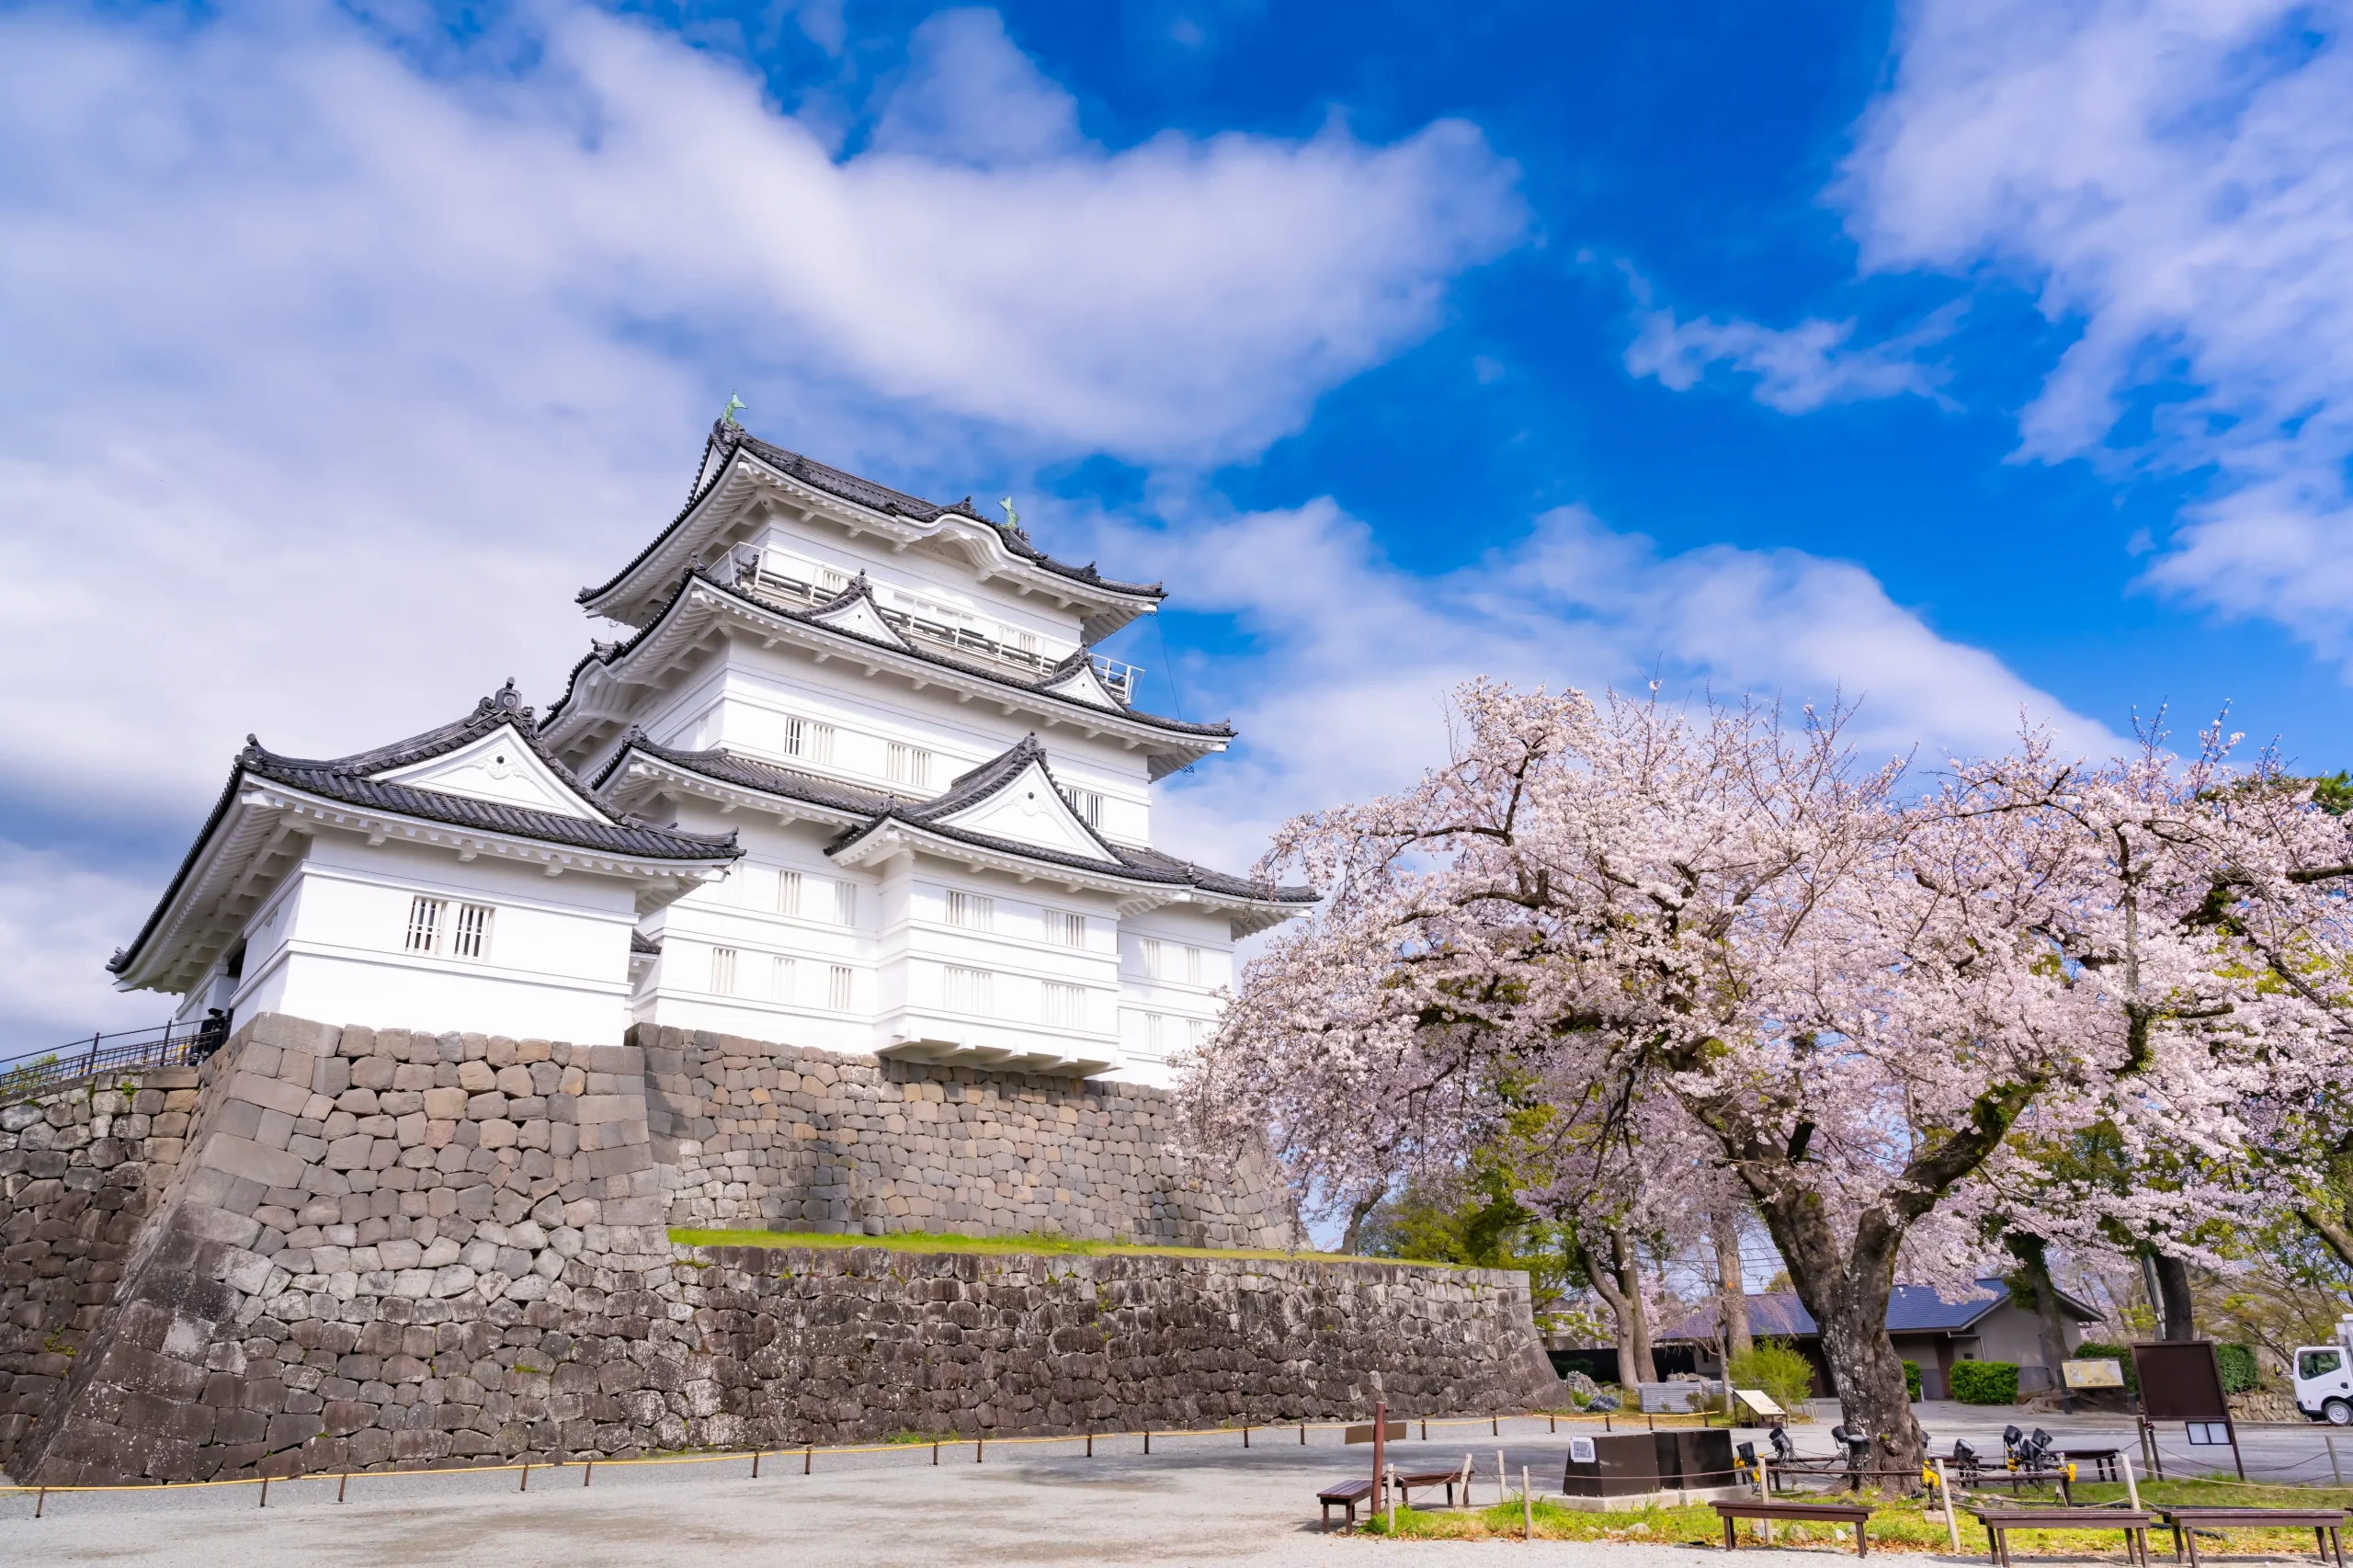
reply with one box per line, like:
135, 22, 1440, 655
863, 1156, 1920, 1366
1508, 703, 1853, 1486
598, 747, 874, 831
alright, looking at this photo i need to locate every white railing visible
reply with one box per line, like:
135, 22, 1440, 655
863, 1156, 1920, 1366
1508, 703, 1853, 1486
716, 545, 1140, 701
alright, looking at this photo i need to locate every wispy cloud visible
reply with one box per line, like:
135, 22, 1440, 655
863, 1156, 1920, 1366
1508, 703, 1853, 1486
1083, 496, 2120, 877
1837, 0, 2353, 662
1624, 307, 1948, 414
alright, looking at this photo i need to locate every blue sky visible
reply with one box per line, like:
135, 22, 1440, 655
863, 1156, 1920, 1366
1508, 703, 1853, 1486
4, 0, 2351, 1043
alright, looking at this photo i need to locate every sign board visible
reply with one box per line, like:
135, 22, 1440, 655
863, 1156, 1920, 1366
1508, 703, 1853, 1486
1570, 1436, 1597, 1462
2186, 1422, 2233, 1446
1345, 1421, 1406, 1445
2062, 1358, 2126, 1390
2131, 1342, 2232, 1424
1733, 1388, 1784, 1419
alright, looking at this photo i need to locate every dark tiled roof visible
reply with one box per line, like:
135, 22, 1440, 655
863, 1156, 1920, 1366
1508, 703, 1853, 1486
611, 733, 1317, 906
594, 733, 901, 818
576, 421, 1165, 610
111, 686, 738, 979
1659, 1278, 2102, 1343
545, 567, 1233, 742
631, 930, 663, 956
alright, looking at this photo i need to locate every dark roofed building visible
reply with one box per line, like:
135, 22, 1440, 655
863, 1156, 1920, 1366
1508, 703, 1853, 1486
1661, 1278, 2108, 1399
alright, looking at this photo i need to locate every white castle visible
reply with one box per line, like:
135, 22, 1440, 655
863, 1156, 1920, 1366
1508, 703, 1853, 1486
109, 422, 1314, 1085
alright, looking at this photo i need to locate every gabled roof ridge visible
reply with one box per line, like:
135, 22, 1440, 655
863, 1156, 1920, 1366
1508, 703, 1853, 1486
543, 567, 1234, 743
594, 731, 902, 818
577, 421, 1165, 610
892, 733, 1131, 866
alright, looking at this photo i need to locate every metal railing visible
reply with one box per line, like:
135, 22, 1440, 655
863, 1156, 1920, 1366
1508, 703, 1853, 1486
0, 1019, 208, 1102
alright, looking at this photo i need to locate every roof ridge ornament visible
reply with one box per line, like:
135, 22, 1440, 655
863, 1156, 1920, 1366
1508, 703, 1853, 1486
722, 391, 746, 427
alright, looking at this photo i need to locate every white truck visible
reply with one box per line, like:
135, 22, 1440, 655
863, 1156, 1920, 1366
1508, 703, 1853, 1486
2293, 1314, 2353, 1424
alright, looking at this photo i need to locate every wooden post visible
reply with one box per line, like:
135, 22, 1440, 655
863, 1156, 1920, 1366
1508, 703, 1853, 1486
1085, 1433, 1091, 1458
1143, 1430, 1151, 1455
976, 1437, 984, 1464
35, 1486, 45, 1518
1301, 1422, 1308, 1445
805, 1443, 813, 1475
1388, 1465, 1398, 1533
1244, 1424, 1251, 1449
1494, 1415, 1500, 1437
1933, 1459, 1961, 1552
519, 1464, 529, 1492
2330, 1434, 2342, 1487
1371, 1401, 1387, 1509
258, 1475, 270, 1508
2120, 1449, 2143, 1513
933, 1440, 939, 1466
1422, 1418, 1428, 1440
1605, 1413, 1612, 1432
583, 1459, 594, 1487
338, 1470, 349, 1503
2226, 1420, 2247, 1483
1550, 1413, 1557, 1434
752, 1451, 761, 1479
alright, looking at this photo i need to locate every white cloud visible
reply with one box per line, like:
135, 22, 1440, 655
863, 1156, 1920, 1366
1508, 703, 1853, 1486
1087, 498, 2120, 877
0, 1, 1522, 1037
0, 841, 169, 1042
1837, 0, 2353, 660
1624, 308, 1946, 414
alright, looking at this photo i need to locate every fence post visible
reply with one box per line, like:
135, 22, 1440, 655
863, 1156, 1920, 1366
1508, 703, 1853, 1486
35, 1486, 45, 1518
752, 1451, 760, 1479
1300, 1422, 1307, 1445
1523, 1466, 1533, 1541
259, 1475, 269, 1508
805, 1443, 813, 1475
1933, 1458, 1961, 1552
976, 1437, 983, 1464
2120, 1449, 2143, 1512
519, 1464, 529, 1492
338, 1470, 349, 1503
583, 1459, 594, 1487
934, 1440, 940, 1466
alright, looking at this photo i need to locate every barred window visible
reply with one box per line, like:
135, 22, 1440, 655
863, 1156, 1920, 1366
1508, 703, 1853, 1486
827, 964, 854, 1011
1042, 982, 1085, 1029
776, 869, 803, 916
944, 966, 992, 1017
886, 743, 934, 790
710, 947, 738, 995
1183, 944, 1203, 985
1046, 910, 1086, 947
1059, 786, 1103, 827
405, 896, 446, 954
1187, 1017, 1208, 1051
784, 717, 835, 765
770, 955, 795, 1003
819, 566, 850, 595
1143, 1012, 1168, 1055
832, 881, 858, 926
946, 891, 994, 931
1140, 937, 1163, 980
450, 903, 494, 961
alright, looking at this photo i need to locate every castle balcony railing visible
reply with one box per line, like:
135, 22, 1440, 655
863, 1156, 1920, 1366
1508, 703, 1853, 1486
0, 1018, 211, 1104
716, 545, 1140, 702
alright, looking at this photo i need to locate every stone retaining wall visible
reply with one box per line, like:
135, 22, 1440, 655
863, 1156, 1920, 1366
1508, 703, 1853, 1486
639, 1025, 1294, 1247
2, 1013, 1556, 1484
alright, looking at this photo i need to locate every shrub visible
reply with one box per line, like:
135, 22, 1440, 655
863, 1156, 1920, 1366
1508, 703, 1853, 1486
1729, 1339, 1817, 1413
2218, 1343, 2260, 1393
1949, 1360, 2020, 1404
1904, 1359, 1921, 1402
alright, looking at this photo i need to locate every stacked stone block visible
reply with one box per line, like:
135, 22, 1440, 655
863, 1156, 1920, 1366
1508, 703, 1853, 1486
640, 1025, 1295, 1248
4, 1012, 1557, 1485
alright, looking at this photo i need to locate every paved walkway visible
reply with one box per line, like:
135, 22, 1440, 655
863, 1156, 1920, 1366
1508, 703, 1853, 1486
5, 1408, 2344, 1565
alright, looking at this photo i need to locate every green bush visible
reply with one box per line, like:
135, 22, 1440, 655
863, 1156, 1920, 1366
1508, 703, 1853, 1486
1729, 1339, 1817, 1413
1904, 1359, 1922, 1401
2218, 1343, 2260, 1393
2072, 1342, 2139, 1395
1949, 1360, 2020, 1404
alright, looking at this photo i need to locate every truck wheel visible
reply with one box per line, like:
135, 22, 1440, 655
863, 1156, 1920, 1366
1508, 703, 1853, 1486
2325, 1399, 2353, 1426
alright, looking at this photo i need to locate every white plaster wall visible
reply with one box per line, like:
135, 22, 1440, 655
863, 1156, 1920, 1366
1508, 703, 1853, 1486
1118, 903, 1236, 1085
228, 833, 642, 1044
751, 517, 1092, 652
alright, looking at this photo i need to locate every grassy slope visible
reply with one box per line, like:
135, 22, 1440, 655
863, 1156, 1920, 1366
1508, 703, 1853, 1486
667, 1227, 1406, 1264
1362, 1478, 2353, 1550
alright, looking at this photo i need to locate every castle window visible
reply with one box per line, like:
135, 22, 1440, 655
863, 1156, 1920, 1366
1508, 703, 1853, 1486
450, 903, 494, 961
1059, 786, 1103, 827
1143, 1012, 1168, 1056
819, 566, 849, 595
776, 869, 803, 916
1141, 937, 1164, 980
1184, 945, 1203, 985
770, 955, 795, 1003
1188, 1017, 1208, 1051
832, 881, 858, 926
827, 964, 854, 1011
784, 716, 835, 764
1042, 982, 1085, 1029
946, 891, 994, 931
404, 896, 446, 954
944, 966, 992, 1017
887, 743, 934, 790
1047, 910, 1086, 948
710, 947, 738, 995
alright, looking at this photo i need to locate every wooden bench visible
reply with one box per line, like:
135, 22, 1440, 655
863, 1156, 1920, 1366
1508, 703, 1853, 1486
1712, 1499, 1876, 1556
2156, 1506, 2348, 1567
2060, 1448, 2124, 1483
1317, 1468, 1479, 1530
1972, 1507, 2158, 1568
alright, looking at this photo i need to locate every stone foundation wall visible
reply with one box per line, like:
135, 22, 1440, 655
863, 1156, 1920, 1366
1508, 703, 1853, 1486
638, 1024, 1294, 1247
3, 1013, 1556, 1485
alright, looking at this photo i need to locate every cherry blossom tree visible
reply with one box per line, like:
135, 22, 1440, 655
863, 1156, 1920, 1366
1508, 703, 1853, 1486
1185, 682, 2353, 1483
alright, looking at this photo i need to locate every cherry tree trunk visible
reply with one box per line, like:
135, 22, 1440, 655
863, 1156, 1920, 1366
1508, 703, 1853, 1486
1712, 1210, 1754, 1359
1755, 1194, 1927, 1489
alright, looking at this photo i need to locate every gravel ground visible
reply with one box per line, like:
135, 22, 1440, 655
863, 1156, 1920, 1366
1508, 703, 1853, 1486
4, 1408, 2344, 1566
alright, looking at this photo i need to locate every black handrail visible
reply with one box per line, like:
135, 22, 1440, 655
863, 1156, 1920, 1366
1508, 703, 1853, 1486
0, 1017, 212, 1101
